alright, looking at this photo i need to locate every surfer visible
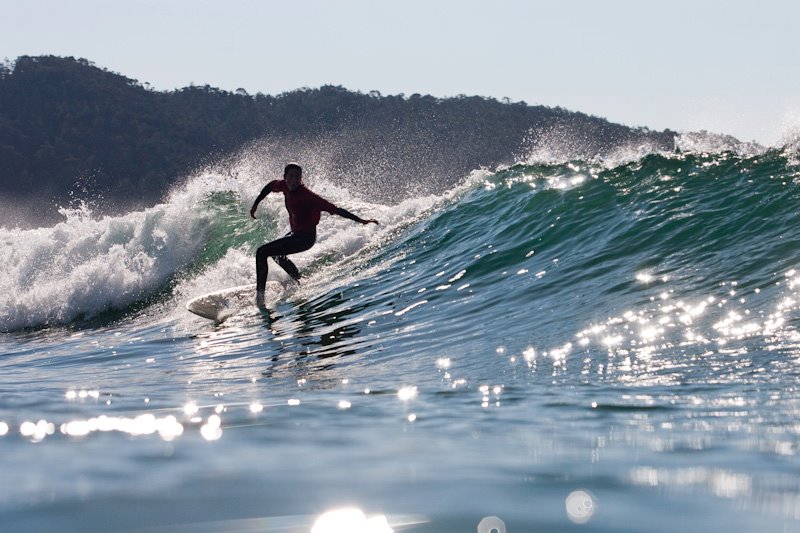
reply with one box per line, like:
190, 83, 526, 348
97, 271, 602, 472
249, 163, 379, 302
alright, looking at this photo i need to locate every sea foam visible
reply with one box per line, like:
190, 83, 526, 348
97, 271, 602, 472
0, 200, 210, 331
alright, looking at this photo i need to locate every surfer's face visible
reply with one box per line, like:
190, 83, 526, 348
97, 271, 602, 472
284, 168, 302, 191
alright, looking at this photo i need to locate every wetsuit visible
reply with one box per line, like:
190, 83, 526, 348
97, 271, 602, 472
255, 180, 338, 291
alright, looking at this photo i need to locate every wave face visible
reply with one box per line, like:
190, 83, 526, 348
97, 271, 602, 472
296, 146, 800, 371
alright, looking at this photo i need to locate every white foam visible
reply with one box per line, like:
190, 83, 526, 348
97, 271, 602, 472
0, 200, 210, 331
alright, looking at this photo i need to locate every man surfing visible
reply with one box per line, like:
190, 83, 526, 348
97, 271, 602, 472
250, 163, 378, 303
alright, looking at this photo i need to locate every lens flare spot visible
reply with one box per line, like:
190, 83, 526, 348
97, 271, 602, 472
566, 490, 596, 524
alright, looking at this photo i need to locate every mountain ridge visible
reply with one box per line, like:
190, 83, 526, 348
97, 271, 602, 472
0, 55, 677, 225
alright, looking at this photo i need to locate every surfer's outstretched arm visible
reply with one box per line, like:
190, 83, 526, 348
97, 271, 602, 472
250, 183, 274, 219
335, 207, 379, 225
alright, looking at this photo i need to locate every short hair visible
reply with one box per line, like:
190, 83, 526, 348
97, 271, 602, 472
284, 162, 302, 176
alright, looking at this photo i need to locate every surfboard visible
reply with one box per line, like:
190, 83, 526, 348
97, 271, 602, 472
186, 281, 283, 321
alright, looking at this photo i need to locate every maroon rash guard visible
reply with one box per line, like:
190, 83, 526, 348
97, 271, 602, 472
268, 180, 338, 235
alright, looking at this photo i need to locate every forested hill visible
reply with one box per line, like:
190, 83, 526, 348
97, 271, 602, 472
0, 55, 676, 224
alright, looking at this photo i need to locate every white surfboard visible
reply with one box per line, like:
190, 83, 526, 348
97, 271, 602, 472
186, 281, 283, 321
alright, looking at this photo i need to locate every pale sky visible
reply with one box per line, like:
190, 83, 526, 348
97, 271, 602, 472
3, 0, 799, 145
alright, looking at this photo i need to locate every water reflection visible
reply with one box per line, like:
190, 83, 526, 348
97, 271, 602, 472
187, 284, 380, 381
631, 467, 752, 499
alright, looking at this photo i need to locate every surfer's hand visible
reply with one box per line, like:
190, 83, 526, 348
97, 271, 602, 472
362, 219, 379, 225
250, 206, 257, 219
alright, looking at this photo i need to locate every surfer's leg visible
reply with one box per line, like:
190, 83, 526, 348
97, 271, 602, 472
256, 244, 272, 293
275, 255, 301, 282
256, 237, 291, 291
269, 233, 315, 282
256, 233, 315, 290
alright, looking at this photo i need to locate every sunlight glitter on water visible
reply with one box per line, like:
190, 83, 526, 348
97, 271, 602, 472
200, 414, 222, 441
567, 268, 800, 370
65, 389, 100, 400
183, 402, 199, 416
311, 508, 394, 533
397, 386, 417, 401
20, 420, 55, 442
630, 467, 753, 499
60, 414, 185, 440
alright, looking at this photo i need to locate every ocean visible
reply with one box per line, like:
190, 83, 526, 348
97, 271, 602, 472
2, 134, 800, 532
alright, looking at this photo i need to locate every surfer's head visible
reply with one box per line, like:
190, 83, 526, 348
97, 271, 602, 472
284, 163, 302, 191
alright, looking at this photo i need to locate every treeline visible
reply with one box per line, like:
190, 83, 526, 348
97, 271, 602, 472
0, 55, 676, 220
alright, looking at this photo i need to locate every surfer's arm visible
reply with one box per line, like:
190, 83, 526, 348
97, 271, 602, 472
250, 183, 274, 219
335, 207, 379, 225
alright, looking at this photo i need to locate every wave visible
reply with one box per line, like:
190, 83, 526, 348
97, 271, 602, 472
0, 199, 210, 331
0, 143, 481, 331
2, 137, 799, 333
312, 147, 800, 365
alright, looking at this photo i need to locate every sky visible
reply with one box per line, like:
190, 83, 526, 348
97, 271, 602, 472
2, 0, 799, 145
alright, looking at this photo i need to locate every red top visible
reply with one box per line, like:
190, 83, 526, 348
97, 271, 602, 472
269, 180, 338, 234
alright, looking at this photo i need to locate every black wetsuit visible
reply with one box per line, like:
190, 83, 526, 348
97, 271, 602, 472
256, 231, 314, 289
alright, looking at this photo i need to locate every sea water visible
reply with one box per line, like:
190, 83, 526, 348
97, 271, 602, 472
2, 135, 800, 531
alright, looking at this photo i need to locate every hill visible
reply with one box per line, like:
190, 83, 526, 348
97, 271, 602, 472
0, 55, 676, 225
